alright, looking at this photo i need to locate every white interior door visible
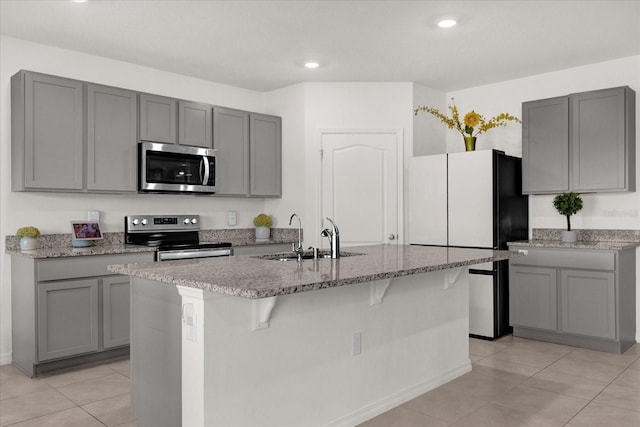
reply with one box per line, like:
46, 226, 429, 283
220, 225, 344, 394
321, 130, 401, 247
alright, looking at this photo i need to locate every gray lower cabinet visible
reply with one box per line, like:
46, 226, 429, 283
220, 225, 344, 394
37, 279, 99, 362
11, 252, 154, 376
178, 100, 212, 147
213, 108, 282, 197
87, 84, 138, 192
102, 276, 132, 349
559, 269, 616, 339
508, 245, 636, 353
139, 93, 177, 144
11, 71, 84, 191
522, 86, 635, 194
510, 266, 557, 332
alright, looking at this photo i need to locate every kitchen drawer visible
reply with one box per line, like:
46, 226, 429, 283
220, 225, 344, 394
37, 252, 154, 282
509, 247, 614, 271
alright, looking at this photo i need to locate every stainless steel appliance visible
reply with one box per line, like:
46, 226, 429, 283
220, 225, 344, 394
139, 142, 217, 193
124, 214, 232, 261
408, 149, 528, 339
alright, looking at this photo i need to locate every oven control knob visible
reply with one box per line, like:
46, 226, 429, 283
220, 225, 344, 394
191, 218, 198, 224
141, 218, 148, 225
132, 218, 140, 226
183, 218, 190, 225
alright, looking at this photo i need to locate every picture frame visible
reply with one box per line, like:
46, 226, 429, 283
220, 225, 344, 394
70, 221, 104, 241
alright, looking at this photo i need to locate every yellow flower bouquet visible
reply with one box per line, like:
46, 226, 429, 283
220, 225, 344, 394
414, 98, 521, 151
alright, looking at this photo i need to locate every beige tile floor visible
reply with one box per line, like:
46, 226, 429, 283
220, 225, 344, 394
0, 336, 638, 426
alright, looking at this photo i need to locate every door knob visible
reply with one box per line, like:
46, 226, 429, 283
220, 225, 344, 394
388, 234, 396, 240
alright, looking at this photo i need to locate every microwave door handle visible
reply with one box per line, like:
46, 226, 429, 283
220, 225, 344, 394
202, 156, 210, 185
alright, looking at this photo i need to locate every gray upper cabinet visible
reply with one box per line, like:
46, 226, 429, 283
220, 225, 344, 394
570, 87, 635, 192
179, 101, 212, 147
213, 107, 250, 196
11, 71, 84, 191
250, 113, 282, 197
139, 93, 177, 144
87, 84, 138, 192
522, 96, 569, 194
522, 86, 635, 194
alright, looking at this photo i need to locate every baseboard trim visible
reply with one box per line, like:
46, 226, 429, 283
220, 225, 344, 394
0, 351, 12, 366
325, 359, 472, 427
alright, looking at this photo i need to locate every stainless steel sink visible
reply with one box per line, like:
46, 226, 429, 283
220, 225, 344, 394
254, 251, 362, 262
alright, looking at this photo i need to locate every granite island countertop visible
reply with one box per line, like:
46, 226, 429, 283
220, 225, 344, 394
108, 244, 521, 299
508, 240, 640, 251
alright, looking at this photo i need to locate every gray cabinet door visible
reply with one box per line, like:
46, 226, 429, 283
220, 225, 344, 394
16, 72, 84, 191
179, 101, 212, 148
102, 276, 131, 349
559, 269, 616, 339
87, 84, 138, 192
139, 93, 177, 144
37, 279, 99, 361
509, 265, 557, 331
522, 96, 569, 194
213, 107, 250, 195
571, 87, 634, 192
250, 113, 282, 197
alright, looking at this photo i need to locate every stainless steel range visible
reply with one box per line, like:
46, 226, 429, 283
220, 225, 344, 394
124, 214, 232, 261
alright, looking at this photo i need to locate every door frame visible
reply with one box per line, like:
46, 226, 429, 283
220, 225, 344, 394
316, 128, 405, 247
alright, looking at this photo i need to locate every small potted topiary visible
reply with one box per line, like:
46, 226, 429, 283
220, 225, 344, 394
553, 192, 583, 243
16, 226, 41, 251
253, 213, 273, 240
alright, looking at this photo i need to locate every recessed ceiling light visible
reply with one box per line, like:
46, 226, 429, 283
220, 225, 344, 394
437, 19, 457, 28
304, 62, 320, 69
71, 0, 88, 3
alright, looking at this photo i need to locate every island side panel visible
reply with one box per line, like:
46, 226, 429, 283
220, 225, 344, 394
130, 278, 182, 427
188, 268, 470, 427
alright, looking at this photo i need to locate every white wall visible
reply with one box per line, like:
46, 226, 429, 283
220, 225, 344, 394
0, 36, 273, 364
412, 83, 447, 156
447, 55, 640, 341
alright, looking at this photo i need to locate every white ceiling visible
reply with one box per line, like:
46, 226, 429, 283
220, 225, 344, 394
1, 0, 639, 92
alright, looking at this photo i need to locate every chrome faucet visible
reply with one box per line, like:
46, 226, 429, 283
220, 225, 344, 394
321, 217, 340, 259
289, 213, 304, 261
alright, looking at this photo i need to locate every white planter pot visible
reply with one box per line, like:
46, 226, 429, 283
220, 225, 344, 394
19, 237, 38, 251
561, 230, 577, 243
255, 226, 270, 240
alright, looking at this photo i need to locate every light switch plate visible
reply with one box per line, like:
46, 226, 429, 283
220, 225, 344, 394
227, 210, 237, 226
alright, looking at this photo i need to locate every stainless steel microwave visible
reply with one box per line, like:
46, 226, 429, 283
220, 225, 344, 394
139, 142, 217, 193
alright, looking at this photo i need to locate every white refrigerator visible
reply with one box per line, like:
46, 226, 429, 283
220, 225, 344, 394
409, 149, 528, 339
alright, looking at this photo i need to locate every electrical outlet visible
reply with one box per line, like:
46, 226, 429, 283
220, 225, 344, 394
352, 332, 362, 356
88, 210, 100, 221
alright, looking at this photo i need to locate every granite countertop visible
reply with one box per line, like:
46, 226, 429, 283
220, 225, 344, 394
6, 229, 296, 259
5, 244, 158, 258
508, 240, 640, 251
108, 244, 521, 299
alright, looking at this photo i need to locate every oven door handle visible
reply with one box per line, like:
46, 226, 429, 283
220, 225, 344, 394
201, 156, 210, 186
158, 248, 233, 261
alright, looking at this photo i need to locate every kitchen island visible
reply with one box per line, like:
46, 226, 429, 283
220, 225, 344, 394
109, 244, 520, 427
